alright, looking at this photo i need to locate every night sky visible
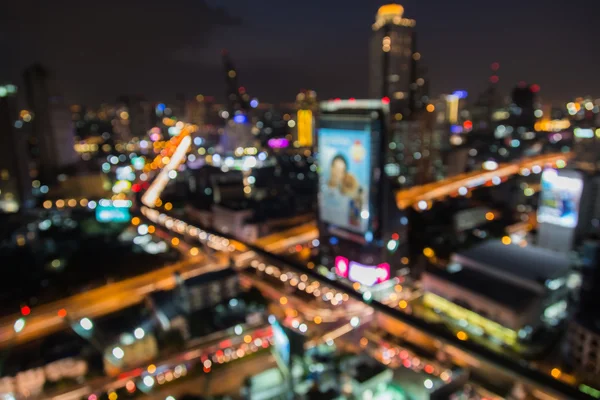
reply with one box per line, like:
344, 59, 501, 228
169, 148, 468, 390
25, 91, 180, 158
1, 0, 598, 105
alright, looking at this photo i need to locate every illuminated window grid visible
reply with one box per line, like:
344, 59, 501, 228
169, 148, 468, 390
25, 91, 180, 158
423, 292, 518, 345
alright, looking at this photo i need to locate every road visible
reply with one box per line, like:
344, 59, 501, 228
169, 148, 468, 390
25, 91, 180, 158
145, 352, 276, 399
0, 253, 228, 348
395, 152, 572, 209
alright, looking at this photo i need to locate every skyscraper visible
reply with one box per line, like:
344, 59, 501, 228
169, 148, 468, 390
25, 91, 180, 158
368, 4, 417, 115
0, 84, 32, 212
23, 64, 77, 181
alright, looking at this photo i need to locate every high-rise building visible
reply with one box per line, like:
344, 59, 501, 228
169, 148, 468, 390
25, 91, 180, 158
368, 4, 418, 115
509, 83, 538, 133
294, 90, 318, 148
0, 84, 32, 212
23, 64, 77, 181
389, 109, 447, 187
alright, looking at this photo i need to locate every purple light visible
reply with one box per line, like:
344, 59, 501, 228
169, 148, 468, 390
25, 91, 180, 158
268, 138, 290, 148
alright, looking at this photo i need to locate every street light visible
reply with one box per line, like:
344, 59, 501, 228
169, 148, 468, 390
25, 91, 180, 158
80, 318, 93, 331
134, 327, 145, 340
13, 318, 25, 333
112, 346, 125, 360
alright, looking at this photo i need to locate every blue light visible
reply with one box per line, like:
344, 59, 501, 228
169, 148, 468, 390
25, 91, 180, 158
329, 237, 339, 245
400, 217, 408, 225
452, 90, 468, 99
156, 103, 166, 112
450, 125, 463, 134
233, 114, 247, 124
250, 99, 259, 108
365, 231, 373, 242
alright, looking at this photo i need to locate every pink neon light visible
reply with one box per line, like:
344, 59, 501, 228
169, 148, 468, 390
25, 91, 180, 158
267, 138, 290, 149
335, 256, 349, 278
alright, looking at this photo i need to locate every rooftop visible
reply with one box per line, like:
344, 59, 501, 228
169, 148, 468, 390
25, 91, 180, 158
454, 240, 572, 285
426, 265, 539, 312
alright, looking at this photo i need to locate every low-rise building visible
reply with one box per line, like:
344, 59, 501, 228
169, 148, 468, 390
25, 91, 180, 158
422, 240, 574, 346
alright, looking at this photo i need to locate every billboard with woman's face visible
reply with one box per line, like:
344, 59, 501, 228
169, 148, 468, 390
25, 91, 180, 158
537, 168, 583, 228
318, 128, 371, 234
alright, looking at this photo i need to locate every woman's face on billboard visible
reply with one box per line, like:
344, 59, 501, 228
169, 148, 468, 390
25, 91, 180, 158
330, 158, 347, 187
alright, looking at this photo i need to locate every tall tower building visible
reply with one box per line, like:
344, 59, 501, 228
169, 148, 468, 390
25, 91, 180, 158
368, 4, 417, 115
23, 64, 77, 181
0, 84, 32, 212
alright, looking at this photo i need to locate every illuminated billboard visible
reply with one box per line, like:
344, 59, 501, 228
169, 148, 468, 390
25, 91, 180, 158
96, 199, 132, 223
537, 169, 583, 228
335, 256, 390, 286
297, 109, 313, 147
318, 128, 371, 234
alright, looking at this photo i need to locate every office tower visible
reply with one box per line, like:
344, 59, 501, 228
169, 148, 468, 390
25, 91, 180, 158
318, 99, 413, 286
368, 4, 417, 115
23, 64, 77, 181
469, 63, 501, 131
390, 109, 446, 187
510, 83, 537, 133
0, 84, 32, 212
295, 90, 318, 148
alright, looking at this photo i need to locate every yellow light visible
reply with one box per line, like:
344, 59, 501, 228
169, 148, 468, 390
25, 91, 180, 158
164, 202, 173, 211
551, 368, 561, 379
56, 199, 65, 208
280, 297, 288, 305
190, 247, 199, 256
360, 337, 369, 347
147, 364, 156, 374
120, 111, 129, 120
79, 198, 88, 207
394, 284, 403, 292
196, 94, 204, 102
108, 392, 118, 400
147, 225, 155, 234
501, 236, 512, 245
171, 237, 180, 246
43, 200, 52, 209
426, 104, 435, 112
485, 212, 494, 221
131, 217, 141, 226
314, 316, 322, 324
244, 335, 252, 344
155, 199, 163, 207
67, 199, 77, 207
423, 247, 434, 258
394, 113, 403, 121
377, 4, 404, 18
297, 109, 313, 147
399, 300, 408, 309
352, 282, 361, 291
423, 292, 517, 344
401, 257, 409, 265
456, 331, 468, 341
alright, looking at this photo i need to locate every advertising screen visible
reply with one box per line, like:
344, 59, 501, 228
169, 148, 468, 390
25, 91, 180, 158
537, 169, 583, 228
318, 128, 371, 234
